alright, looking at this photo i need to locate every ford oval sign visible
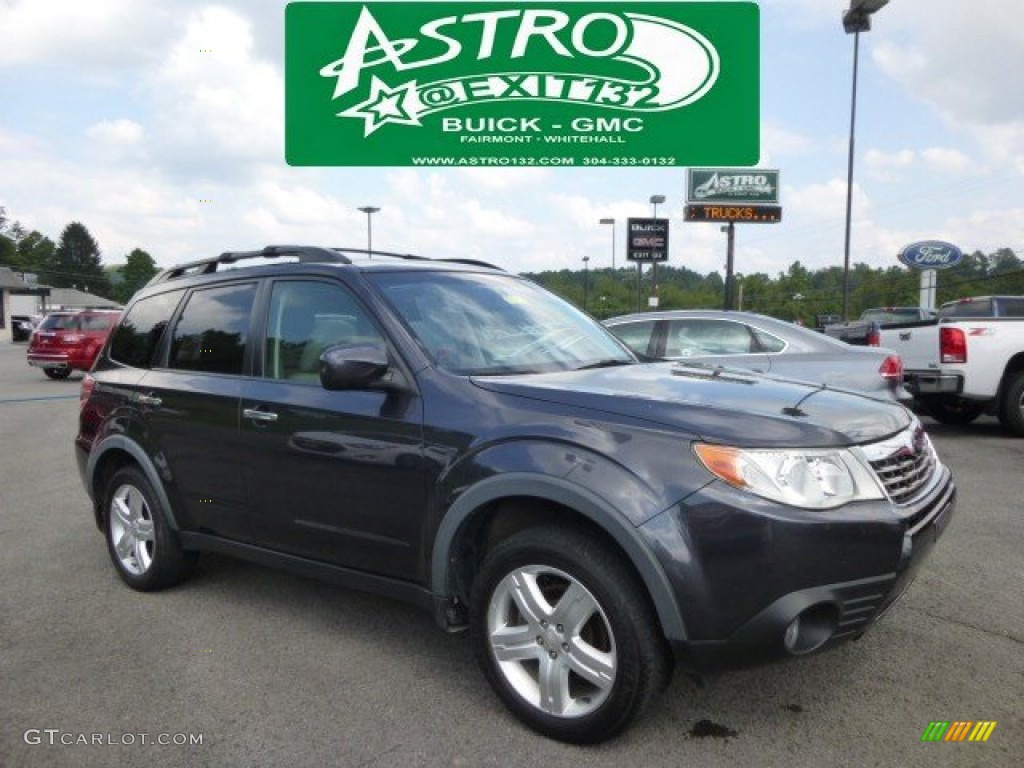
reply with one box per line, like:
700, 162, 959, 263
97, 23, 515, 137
898, 240, 963, 270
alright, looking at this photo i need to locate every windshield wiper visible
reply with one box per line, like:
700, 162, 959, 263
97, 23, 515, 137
573, 359, 635, 371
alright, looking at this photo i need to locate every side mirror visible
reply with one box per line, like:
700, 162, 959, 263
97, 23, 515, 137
319, 344, 389, 390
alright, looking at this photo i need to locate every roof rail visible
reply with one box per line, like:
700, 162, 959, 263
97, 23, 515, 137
437, 258, 503, 270
148, 245, 351, 285
330, 247, 426, 261
147, 244, 505, 286
333, 248, 503, 271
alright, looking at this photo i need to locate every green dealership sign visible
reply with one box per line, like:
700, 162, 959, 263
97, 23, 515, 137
285, 2, 759, 167
687, 168, 779, 203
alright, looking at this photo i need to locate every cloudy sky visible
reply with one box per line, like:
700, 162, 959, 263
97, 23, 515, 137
1, 0, 1022, 279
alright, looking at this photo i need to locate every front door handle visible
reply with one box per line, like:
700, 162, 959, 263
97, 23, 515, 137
137, 394, 162, 406
243, 408, 279, 423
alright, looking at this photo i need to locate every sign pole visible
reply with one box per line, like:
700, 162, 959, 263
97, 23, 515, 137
919, 269, 937, 311
636, 263, 641, 314
723, 222, 736, 310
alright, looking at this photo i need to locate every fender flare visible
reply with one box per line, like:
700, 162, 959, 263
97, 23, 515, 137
431, 472, 687, 643
86, 436, 181, 531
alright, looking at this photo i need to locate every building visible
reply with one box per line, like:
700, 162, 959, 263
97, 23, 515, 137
1, 266, 36, 342
1, 268, 120, 341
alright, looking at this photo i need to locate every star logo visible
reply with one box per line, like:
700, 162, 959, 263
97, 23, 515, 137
339, 77, 421, 137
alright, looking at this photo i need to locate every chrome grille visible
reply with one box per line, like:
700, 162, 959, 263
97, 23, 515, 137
862, 425, 938, 505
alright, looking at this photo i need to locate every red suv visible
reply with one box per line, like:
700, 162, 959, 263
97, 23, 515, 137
27, 309, 121, 379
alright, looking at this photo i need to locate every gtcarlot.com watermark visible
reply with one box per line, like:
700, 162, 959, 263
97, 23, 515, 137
24, 729, 203, 747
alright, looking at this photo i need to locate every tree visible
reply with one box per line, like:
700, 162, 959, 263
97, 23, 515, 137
113, 248, 159, 303
0, 232, 14, 269
0, 206, 24, 269
17, 231, 56, 279
51, 222, 112, 297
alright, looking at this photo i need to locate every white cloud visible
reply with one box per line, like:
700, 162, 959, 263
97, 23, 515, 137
760, 121, 813, 163
864, 146, 975, 180
146, 7, 283, 180
0, 0, 175, 71
879, 0, 1024, 124
788, 179, 870, 225
941, 207, 1024, 256
920, 148, 972, 174
874, 0, 1024, 171
454, 168, 551, 190
865, 148, 915, 179
86, 119, 145, 146
765, 0, 837, 29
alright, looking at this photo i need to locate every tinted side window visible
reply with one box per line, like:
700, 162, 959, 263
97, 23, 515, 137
109, 291, 185, 369
940, 299, 993, 318
750, 328, 786, 353
998, 298, 1024, 317
264, 280, 385, 382
608, 320, 657, 357
666, 319, 756, 356
170, 284, 256, 375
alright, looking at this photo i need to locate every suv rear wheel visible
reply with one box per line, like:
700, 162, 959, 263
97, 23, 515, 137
470, 525, 669, 743
104, 466, 198, 590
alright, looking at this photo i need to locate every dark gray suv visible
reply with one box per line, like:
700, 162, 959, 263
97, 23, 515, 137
76, 246, 955, 743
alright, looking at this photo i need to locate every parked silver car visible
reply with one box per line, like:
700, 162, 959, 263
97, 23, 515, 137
604, 310, 911, 403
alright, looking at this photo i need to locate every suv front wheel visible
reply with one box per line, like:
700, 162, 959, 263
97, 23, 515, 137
104, 466, 198, 591
470, 525, 669, 743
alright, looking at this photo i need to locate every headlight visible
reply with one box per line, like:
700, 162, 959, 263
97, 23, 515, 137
694, 443, 884, 510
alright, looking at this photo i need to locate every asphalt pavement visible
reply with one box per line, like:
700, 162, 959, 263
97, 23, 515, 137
0, 340, 1020, 767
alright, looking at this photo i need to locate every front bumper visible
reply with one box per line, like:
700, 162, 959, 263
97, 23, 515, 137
642, 468, 956, 671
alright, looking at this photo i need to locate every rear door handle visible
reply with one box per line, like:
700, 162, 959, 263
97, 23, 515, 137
243, 408, 279, 423
137, 394, 162, 406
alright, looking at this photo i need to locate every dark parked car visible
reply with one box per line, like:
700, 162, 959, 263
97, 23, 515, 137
27, 309, 121, 379
77, 247, 955, 743
11, 314, 41, 342
604, 309, 910, 403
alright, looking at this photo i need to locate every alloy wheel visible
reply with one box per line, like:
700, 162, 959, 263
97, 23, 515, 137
486, 565, 616, 719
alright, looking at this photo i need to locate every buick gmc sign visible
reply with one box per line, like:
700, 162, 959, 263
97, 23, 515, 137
285, 2, 759, 166
898, 241, 963, 270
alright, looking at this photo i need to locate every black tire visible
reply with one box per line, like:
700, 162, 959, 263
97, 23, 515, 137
43, 367, 71, 380
997, 372, 1024, 437
470, 525, 670, 744
103, 466, 198, 591
922, 396, 985, 425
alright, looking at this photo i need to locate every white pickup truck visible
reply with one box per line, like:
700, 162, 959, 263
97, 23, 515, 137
874, 296, 1024, 434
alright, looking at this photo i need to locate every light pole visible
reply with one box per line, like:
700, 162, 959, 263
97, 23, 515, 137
649, 195, 665, 308
358, 206, 380, 257
582, 255, 590, 311
841, 0, 888, 320
599, 218, 616, 270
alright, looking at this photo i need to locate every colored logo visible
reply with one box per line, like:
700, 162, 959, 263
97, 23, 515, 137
285, 2, 759, 166
920, 721, 997, 743
898, 241, 964, 271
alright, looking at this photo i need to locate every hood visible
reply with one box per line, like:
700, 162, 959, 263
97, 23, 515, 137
471, 362, 911, 447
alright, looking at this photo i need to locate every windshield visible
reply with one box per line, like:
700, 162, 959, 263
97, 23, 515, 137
370, 271, 635, 375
